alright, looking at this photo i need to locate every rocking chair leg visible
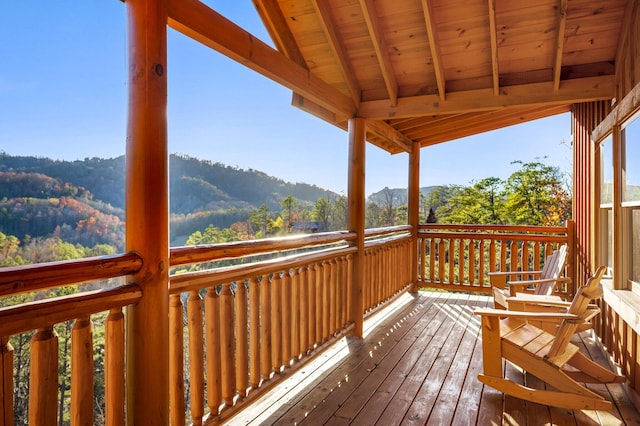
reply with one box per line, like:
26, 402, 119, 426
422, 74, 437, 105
565, 351, 626, 384
478, 374, 612, 411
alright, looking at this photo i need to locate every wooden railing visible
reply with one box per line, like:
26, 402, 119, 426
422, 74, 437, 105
167, 227, 411, 425
417, 223, 575, 299
0, 253, 143, 425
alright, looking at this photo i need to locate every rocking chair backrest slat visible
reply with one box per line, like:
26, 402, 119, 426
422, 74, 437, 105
533, 244, 568, 296
547, 266, 606, 358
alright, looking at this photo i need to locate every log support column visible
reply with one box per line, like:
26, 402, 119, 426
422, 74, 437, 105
408, 141, 420, 292
347, 118, 366, 337
125, 0, 169, 423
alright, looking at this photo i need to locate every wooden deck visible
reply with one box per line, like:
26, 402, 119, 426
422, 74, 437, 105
228, 291, 640, 426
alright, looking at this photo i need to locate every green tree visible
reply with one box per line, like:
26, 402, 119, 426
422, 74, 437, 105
312, 197, 331, 231
438, 177, 505, 224
502, 160, 570, 226
281, 195, 297, 228
186, 224, 241, 245
250, 203, 270, 238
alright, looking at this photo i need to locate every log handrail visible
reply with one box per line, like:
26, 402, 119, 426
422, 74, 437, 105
170, 231, 356, 267
0, 252, 143, 297
0, 285, 142, 337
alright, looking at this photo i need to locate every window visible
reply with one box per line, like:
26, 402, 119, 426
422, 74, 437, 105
599, 135, 614, 276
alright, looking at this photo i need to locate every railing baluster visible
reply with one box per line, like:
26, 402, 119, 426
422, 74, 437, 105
500, 240, 508, 272
489, 239, 496, 273
448, 239, 455, 284
329, 260, 337, 335
479, 240, 485, 286
438, 239, 446, 283
169, 295, 185, 426
522, 242, 530, 276
308, 265, 317, 350
105, 308, 125, 426
420, 238, 427, 282
299, 267, 309, 355
291, 269, 300, 360
205, 287, 221, 417
281, 271, 292, 366
71, 315, 93, 426
429, 239, 436, 282
469, 240, 476, 285
235, 282, 248, 398
188, 290, 204, 424
271, 273, 282, 372
259, 276, 272, 381
458, 239, 465, 284
533, 242, 541, 272
510, 241, 519, 273
29, 326, 58, 425
219, 283, 235, 406
314, 265, 322, 345
249, 276, 261, 388
1, 337, 14, 426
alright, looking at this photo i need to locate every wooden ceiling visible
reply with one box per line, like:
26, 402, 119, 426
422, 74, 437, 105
252, 0, 625, 153
168, 0, 627, 154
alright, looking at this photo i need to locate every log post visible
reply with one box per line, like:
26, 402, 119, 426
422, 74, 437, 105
347, 117, 366, 337
105, 308, 125, 426
408, 141, 420, 292
71, 316, 94, 425
29, 327, 58, 425
125, 0, 169, 423
205, 287, 221, 416
1, 337, 13, 426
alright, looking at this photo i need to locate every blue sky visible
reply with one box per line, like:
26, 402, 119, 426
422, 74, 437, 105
1, 1, 572, 197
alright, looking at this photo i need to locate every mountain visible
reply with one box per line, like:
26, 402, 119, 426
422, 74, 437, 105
367, 185, 441, 205
0, 153, 338, 246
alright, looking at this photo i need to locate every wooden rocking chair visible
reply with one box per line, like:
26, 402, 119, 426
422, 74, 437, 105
489, 244, 569, 309
474, 266, 625, 411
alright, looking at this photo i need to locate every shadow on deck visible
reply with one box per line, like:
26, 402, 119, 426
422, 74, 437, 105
228, 291, 640, 425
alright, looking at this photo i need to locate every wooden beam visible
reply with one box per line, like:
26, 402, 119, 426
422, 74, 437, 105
366, 120, 413, 153
291, 93, 345, 129
553, 0, 568, 91
312, 0, 362, 107
421, 0, 446, 101
357, 75, 614, 119
487, 0, 500, 96
125, 0, 169, 423
252, 0, 306, 66
359, 0, 398, 106
416, 105, 569, 146
168, 0, 356, 119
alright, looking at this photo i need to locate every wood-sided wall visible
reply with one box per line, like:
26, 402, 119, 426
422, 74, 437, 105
572, 0, 640, 404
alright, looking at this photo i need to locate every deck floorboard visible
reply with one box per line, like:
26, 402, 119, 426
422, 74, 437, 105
228, 291, 639, 426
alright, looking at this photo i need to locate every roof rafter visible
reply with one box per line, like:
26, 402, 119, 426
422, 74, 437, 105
487, 0, 499, 96
312, 0, 362, 108
252, 0, 306, 65
421, 0, 446, 101
167, 0, 356, 119
553, 0, 568, 91
357, 75, 614, 119
359, 0, 399, 106
366, 120, 414, 153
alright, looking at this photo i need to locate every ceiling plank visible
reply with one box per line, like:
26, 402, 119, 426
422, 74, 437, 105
357, 75, 614, 119
366, 120, 414, 153
312, 0, 362, 107
421, 0, 446, 101
553, 0, 568, 91
359, 0, 399, 106
252, 0, 306, 66
487, 0, 499, 96
168, 0, 356, 119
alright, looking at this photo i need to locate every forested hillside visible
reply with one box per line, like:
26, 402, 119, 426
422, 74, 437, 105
0, 153, 338, 247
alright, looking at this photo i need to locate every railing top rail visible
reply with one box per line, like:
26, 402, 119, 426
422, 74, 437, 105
0, 252, 143, 298
170, 245, 357, 294
170, 230, 356, 267
418, 223, 568, 234
417, 231, 567, 243
0, 284, 142, 337
364, 225, 412, 238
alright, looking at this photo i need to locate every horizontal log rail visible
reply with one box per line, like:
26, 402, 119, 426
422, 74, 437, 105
170, 231, 356, 267
417, 223, 574, 299
0, 252, 143, 297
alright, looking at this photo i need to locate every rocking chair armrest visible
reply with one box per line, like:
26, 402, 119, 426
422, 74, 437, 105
488, 270, 542, 289
508, 276, 571, 289
506, 295, 570, 308
473, 307, 579, 321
